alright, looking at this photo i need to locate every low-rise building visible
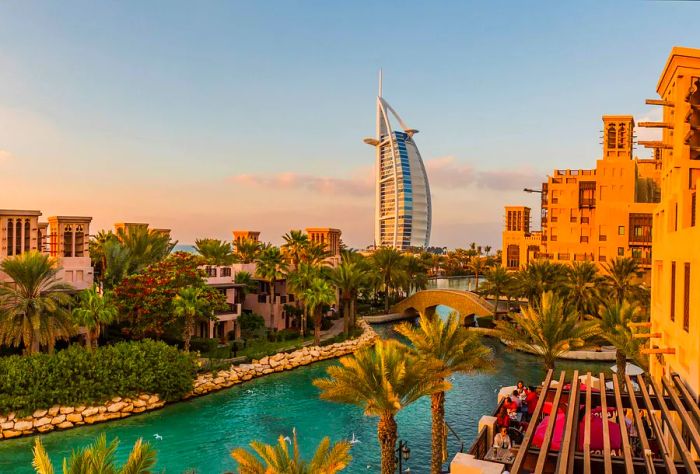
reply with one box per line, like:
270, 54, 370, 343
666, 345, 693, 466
502, 115, 661, 279
0, 209, 94, 290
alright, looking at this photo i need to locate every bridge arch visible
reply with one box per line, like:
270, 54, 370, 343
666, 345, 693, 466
391, 289, 494, 320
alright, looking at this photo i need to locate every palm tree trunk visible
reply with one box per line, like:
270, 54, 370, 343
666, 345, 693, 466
314, 307, 321, 345
378, 413, 398, 474
343, 298, 350, 336
431, 391, 446, 474
269, 280, 276, 330
85, 330, 94, 352
493, 293, 500, 320
184, 312, 193, 352
617, 350, 627, 390
301, 304, 307, 338
384, 281, 390, 314
544, 354, 555, 372
350, 297, 357, 331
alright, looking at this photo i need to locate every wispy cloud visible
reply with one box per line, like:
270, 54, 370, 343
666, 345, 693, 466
230, 170, 374, 196
426, 155, 540, 190
0, 149, 13, 162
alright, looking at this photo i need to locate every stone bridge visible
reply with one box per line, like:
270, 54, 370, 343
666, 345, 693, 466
391, 289, 494, 319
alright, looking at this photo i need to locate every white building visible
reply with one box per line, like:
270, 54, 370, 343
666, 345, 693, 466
364, 72, 432, 250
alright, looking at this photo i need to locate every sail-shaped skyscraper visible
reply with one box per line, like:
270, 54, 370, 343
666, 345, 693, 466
363, 73, 432, 250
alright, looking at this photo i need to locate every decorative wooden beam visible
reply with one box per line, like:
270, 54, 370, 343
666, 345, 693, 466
629, 322, 653, 328
643, 376, 698, 474
624, 375, 655, 474
671, 374, 700, 426
511, 369, 553, 474
599, 373, 613, 474
645, 99, 675, 107
641, 348, 676, 355
661, 376, 700, 457
638, 141, 672, 149
612, 375, 635, 474
583, 372, 592, 474
556, 370, 580, 474
636, 375, 678, 474
638, 121, 674, 128
633, 333, 662, 339
535, 371, 566, 474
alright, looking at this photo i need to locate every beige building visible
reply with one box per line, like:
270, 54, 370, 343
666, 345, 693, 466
0, 209, 94, 290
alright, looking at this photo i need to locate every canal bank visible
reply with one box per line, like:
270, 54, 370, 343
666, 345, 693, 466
0, 319, 611, 473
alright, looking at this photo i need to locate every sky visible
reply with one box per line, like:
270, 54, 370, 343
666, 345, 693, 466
1, 1, 699, 249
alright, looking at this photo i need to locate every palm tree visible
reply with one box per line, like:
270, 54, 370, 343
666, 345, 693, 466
314, 339, 447, 474
403, 255, 429, 295
231, 429, 351, 474
234, 238, 262, 264
32, 433, 156, 473
0, 251, 75, 354
115, 225, 175, 274
281, 230, 310, 269
603, 257, 641, 304
304, 277, 336, 345
396, 313, 492, 474
480, 266, 512, 319
173, 286, 211, 352
234, 271, 258, 301
195, 238, 235, 266
330, 259, 366, 336
468, 257, 486, 291
287, 263, 322, 338
514, 260, 567, 306
371, 247, 406, 314
255, 246, 288, 330
71, 286, 118, 351
88, 230, 117, 286
598, 300, 647, 384
564, 261, 602, 319
495, 291, 599, 371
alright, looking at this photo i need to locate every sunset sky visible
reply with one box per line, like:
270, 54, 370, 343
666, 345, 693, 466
2, 1, 699, 248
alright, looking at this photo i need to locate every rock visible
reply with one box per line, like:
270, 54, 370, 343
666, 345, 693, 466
75, 406, 86, 413
2, 430, 21, 439
37, 424, 54, 433
82, 407, 99, 417
139, 394, 151, 401
7, 412, 15, 421
84, 413, 107, 424
14, 420, 33, 431
1, 421, 13, 430
122, 404, 134, 413
147, 395, 159, 404
133, 399, 146, 408
98, 406, 107, 413
107, 402, 126, 413
32, 409, 48, 418
133, 407, 146, 413
66, 413, 83, 423
59, 406, 74, 415
57, 421, 74, 429
51, 415, 66, 424
111, 396, 122, 403
34, 417, 52, 428
48, 406, 60, 417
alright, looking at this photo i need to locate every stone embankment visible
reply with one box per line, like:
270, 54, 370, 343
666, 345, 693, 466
0, 320, 378, 440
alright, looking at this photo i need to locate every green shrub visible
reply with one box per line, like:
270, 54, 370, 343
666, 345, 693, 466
0, 340, 196, 416
239, 312, 266, 338
189, 337, 218, 354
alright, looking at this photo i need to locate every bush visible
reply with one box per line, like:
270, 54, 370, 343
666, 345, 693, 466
0, 340, 196, 416
189, 337, 218, 354
238, 312, 266, 339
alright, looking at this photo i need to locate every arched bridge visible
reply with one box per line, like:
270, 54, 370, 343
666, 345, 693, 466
391, 289, 494, 319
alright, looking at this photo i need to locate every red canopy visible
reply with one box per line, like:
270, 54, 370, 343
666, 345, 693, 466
532, 412, 567, 451
577, 414, 623, 452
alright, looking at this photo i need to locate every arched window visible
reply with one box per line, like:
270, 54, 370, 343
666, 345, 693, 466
75, 225, 84, 257
7, 219, 14, 256
64, 224, 73, 257
607, 123, 617, 150
15, 219, 22, 255
24, 220, 30, 253
507, 244, 520, 269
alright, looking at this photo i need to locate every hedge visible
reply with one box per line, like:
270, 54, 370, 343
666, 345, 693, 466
0, 340, 196, 416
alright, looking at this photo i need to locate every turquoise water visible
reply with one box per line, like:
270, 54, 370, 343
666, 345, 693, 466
0, 299, 610, 473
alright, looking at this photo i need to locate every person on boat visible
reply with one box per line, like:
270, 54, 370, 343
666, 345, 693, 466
523, 386, 539, 421
496, 405, 511, 429
494, 426, 512, 449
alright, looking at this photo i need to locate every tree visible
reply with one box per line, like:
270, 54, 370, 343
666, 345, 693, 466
514, 260, 567, 305
113, 252, 226, 339
71, 286, 118, 351
195, 238, 235, 266
304, 277, 336, 345
281, 230, 310, 269
480, 266, 512, 319
403, 255, 429, 295
0, 251, 75, 354
286, 262, 322, 338
468, 257, 486, 291
495, 291, 599, 371
231, 429, 351, 474
396, 313, 492, 474
564, 261, 602, 319
32, 433, 157, 474
314, 339, 446, 474
234, 271, 258, 300
173, 286, 212, 352
255, 246, 288, 330
598, 300, 647, 384
234, 238, 262, 264
371, 248, 406, 314
330, 257, 367, 336
603, 257, 641, 304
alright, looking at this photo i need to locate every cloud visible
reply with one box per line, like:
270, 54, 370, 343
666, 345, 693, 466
229, 169, 374, 196
0, 149, 12, 162
425, 155, 540, 190
635, 108, 663, 144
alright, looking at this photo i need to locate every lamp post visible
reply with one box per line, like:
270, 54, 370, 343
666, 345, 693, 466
395, 440, 411, 473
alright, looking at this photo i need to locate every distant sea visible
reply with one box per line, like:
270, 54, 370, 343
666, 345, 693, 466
173, 244, 196, 254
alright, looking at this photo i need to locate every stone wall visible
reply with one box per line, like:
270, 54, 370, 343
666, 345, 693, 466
0, 320, 378, 440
